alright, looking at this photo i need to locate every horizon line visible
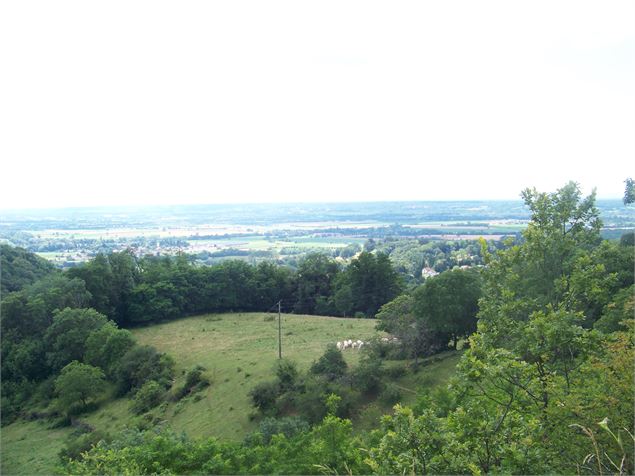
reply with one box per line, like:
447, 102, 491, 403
0, 196, 626, 213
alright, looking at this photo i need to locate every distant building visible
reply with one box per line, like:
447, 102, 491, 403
421, 266, 438, 279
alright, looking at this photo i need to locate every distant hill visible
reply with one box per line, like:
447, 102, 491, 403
0, 244, 57, 295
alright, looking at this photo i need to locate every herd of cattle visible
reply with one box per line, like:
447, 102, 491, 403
336, 339, 365, 350
336, 336, 399, 351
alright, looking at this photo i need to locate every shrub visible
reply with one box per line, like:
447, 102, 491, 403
249, 381, 279, 413
275, 359, 298, 392
380, 383, 402, 405
251, 416, 309, 444
310, 344, 347, 381
352, 354, 384, 395
173, 365, 210, 400
385, 364, 407, 379
59, 430, 110, 463
131, 380, 164, 415
115, 345, 175, 395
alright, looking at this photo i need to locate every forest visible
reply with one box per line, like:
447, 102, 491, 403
1, 182, 634, 474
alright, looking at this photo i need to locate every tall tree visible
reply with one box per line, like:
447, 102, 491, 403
44, 308, 109, 371
624, 177, 635, 205
294, 253, 340, 315
344, 251, 402, 317
413, 268, 482, 349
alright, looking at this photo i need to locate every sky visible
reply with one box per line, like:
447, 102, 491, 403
1, 1, 633, 209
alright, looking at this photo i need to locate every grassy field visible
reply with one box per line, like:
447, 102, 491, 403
1, 421, 74, 476
127, 312, 382, 440
1, 312, 460, 475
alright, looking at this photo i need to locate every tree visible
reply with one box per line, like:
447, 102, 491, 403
376, 294, 446, 360
115, 345, 174, 395
341, 251, 402, 317
55, 361, 105, 413
413, 269, 482, 349
624, 177, 635, 205
44, 308, 109, 371
449, 182, 629, 472
0, 244, 57, 295
478, 181, 602, 348
294, 253, 340, 315
84, 322, 136, 378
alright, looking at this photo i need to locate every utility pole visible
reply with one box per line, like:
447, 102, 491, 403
277, 300, 282, 359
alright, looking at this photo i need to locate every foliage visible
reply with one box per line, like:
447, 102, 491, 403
413, 268, 482, 349
115, 345, 175, 395
274, 359, 298, 392
44, 308, 109, 371
293, 253, 340, 315
624, 177, 635, 205
0, 244, 57, 295
67, 251, 139, 325
63, 415, 371, 475
337, 251, 403, 317
131, 380, 164, 415
309, 344, 347, 381
376, 295, 446, 360
59, 430, 110, 463
248, 381, 280, 414
55, 361, 106, 414
248, 416, 309, 444
352, 352, 384, 394
174, 365, 210, 400
594, 285, 634, 333
84, 322, 136, 378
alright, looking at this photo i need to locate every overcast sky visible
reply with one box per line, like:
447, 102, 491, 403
1, 1, 633, 209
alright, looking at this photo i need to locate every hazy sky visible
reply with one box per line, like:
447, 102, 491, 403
1, 1, 633, 209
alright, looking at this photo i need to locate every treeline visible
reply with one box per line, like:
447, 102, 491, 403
0, 246, 402, 422
0, 244, 57, 294
0, 274, 174, 424
60, 249, 402, 326
62, 182, 635, 474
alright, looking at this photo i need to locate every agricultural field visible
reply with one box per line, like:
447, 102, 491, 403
0, 312, 461, 475
4, 199, 631, 268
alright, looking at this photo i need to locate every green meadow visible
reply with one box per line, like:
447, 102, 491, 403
1, 313, 460, 475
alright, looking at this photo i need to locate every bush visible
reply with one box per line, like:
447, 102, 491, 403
115, 345, 175, 395
380, 383, 402, 405
59, 430, 110, 463
249, 381, 279, 413
352, 354, 383, 395
294, 377, 360, 423
249, 416, 310, 444
131, 380, 164, 415
275, 359, 298, 392
385, 364, 407, 379
310, 344, 347, 381
173, 365, 210, 400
